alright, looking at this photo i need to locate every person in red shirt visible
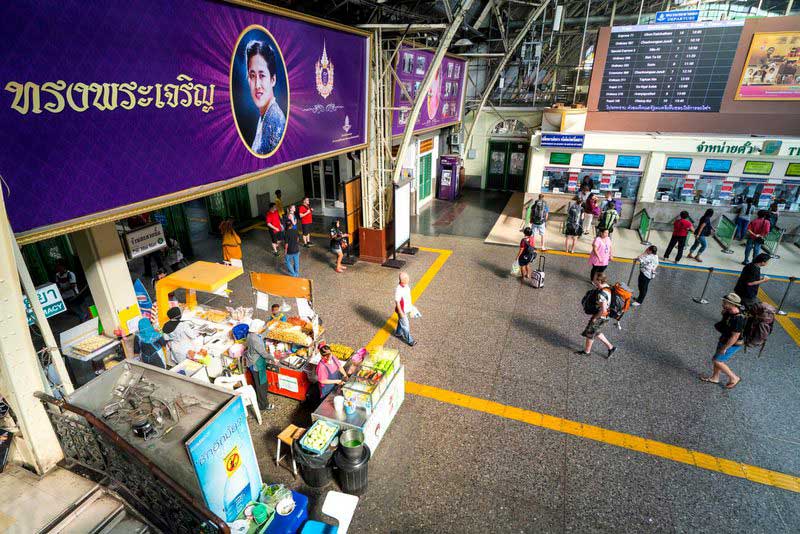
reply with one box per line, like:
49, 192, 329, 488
298, 197, 314, 248
743, 210, 771, 265
663, 211, 694, 262
265, 203, 284, 256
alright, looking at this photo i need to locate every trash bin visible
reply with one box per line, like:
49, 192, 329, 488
333, 444, 371, 495
292, 439, 334, 488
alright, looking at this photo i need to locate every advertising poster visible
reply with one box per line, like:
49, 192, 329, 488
392, 45, 466, 137
0, 0, 368, 240
186, 396, 262, 523
735, 32, 800, 100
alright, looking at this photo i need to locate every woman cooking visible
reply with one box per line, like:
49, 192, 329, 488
316, 344, 349, 398
162, 307, 203, 364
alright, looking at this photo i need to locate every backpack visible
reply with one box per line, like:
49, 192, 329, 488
531, 201, 546, 225
567, 203, 582, 226
609, 283, 632, 319
598, 207, 619, 231
743, 302, 776, 348
519, 236, 536, 264
581, 288, 603, 315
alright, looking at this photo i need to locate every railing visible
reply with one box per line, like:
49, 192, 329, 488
637, 209, 652, 245
714, 215, 736, 255
763, 227, 785, 259
35, 392, 229, 534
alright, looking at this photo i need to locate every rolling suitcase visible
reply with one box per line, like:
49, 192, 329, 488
530, 255, 545, 288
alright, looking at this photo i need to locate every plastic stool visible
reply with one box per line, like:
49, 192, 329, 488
276, 425, 305, 477
301, 520, 338, 534
321, 491, 358, 534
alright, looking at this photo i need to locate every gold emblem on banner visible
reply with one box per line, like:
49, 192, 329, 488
315, 42, 334, 99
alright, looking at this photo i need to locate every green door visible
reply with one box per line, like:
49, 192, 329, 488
485, 141, 529, 192
418, 153, 433, 202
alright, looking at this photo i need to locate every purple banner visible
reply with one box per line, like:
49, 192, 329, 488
0, 0, 368, 236
392, 46, 466, 137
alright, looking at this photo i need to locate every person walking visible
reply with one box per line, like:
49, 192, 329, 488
565, 195, 583, 254
516, 227, 537, 281
265, 203, 284, 256
589, 228, 612, 282
687, 208, 714, 262
220, 219, 242, 263
632, 245, 658, 306
298, 197, 314, 247
576, 273, 617, 358
743, 210, 771, 265
529, 194, 549, 250
394, 272, 416, 347
734, 198, 755, 240
663, 211, 693, 262
274, 189, 285, 216
700, 293, 745, 389
133, 318, 168, 368
734, 253, 770, 307
330, 219, 350, 273
283, 205, 301, 277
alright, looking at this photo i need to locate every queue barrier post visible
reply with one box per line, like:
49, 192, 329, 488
627, 259, 638, 287
775, 276, 796, 316
692, 267, 714, 304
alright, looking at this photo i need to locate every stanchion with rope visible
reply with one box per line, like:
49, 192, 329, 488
692, 267, 715, 304
775, 276, 796, 316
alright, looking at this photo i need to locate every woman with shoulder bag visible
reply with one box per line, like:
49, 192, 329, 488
687, 208, 714, 263
516, 227, 537, 282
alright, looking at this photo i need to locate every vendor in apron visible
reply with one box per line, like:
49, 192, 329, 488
315, 344, 349, 398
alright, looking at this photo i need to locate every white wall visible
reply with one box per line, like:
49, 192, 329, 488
247, 166, 305, 217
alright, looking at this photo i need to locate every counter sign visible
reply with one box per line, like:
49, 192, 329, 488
124, 223, 166, 260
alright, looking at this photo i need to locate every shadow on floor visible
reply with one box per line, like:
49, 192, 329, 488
355, 304, 389, 330
476, 259, 511, 279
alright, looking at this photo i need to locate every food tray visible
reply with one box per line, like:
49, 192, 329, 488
299, 420, 339, 455
71, 335, 115, 355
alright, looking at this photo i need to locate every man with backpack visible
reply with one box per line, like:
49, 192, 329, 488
597, 200, 620, 235
700, 293, 745, 390
576, 273, 617, 358
564, 195, 583, 254
529, 193, 549, 250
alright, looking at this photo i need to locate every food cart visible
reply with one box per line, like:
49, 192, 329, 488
312, 347, 405, 453
249, 272, 324, 401
155, 261, 246, 375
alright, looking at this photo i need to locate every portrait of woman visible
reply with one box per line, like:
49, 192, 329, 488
231, 26, 289, 158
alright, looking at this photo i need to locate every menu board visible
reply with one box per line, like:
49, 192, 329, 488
599, 20, 744, 112
392, 45, 467, 136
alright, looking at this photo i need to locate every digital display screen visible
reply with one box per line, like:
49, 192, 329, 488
703, 159, 732, 173
616, 155, 641, 168
549, 152, 572, 165
582, 154, 606, 167
786, 163, 800, 177
665, 157, 692, 171
598, 21, 744, 112
742, 161, 774, 175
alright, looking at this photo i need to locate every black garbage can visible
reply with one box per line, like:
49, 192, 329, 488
333, 444, 371, 495
293, 439, 334, 488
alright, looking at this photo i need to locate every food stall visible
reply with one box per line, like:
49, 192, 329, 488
249, 272, 325, 402
155, 261, 247, 376
60, 317, 124, 387
312, 346, 405, 453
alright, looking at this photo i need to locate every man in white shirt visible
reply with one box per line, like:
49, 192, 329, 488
394, 272, 416, 347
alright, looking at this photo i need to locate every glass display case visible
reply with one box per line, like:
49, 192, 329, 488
541, 168, 642, 198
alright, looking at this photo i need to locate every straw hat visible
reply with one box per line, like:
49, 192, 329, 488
722, 293, 742, 307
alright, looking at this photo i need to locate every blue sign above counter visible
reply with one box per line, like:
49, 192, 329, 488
541, 133, 585, 149
654, 10, 700, 24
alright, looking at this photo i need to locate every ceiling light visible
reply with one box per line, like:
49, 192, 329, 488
454, 38, 473, 46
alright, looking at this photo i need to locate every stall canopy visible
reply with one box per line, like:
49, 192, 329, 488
250, 272, 314, 301
156, 261, 243, 325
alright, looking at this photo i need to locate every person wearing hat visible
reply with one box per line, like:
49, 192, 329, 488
245, 320, 274, 411
701, 293, 745, 389
162, 307, 202, 364
133, 318, 168, 369
316, 343, 349, 398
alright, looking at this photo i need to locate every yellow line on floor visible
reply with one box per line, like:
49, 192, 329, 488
787, 312, 800, 319
362, 244, 800, 494
366, 247, 452, 351
759, 288, 800, 347
404, 380, 800, 493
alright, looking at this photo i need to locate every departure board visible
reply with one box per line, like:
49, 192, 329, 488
599, 20, 744, 112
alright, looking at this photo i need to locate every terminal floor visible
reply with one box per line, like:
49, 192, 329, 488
210, 218, 800, 533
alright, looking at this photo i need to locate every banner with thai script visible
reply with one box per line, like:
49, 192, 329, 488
0, 0, 368, 237
392, 46, 466, 137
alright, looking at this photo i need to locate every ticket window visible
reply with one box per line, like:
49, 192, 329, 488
541, 168, 641, 198
656, 175, 726, 204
